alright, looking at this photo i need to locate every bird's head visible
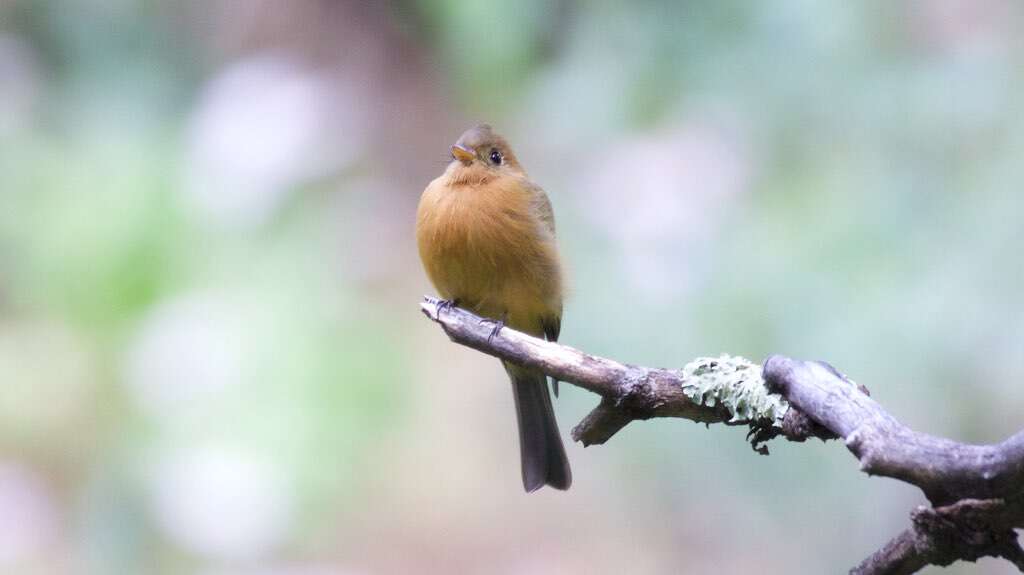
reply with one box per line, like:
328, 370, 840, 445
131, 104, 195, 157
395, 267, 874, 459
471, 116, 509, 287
446, 125, 523, 183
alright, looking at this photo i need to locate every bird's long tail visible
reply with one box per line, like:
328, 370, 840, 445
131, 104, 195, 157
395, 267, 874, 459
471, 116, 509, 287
505, 362, 572, 492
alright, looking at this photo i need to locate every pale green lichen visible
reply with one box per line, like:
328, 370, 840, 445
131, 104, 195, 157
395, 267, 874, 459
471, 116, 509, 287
679, 354, 789, 426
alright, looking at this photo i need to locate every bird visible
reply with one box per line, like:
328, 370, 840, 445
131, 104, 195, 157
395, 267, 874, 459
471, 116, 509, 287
416, 124, 571, 492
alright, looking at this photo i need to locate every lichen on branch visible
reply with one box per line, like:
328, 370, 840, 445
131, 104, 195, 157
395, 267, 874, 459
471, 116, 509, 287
679, 355, 789, 426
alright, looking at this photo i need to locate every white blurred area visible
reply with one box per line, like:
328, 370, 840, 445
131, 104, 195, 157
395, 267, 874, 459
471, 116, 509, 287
124, 291, 245, 418
198, 566, 362, 575
149, 445, 292, 561
910, 0, 1013, 53
577, 121, 749, 303
0, 33, 38, 136
197, 564, 362, 572
183, 53, 358, 230
0, 463, 60, 568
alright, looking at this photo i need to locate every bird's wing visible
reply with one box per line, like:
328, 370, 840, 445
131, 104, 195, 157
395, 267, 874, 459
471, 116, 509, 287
533, 184, 561, 343
527, 181, 563, 394
529, 183, 557, 239
542, 245, 563, 394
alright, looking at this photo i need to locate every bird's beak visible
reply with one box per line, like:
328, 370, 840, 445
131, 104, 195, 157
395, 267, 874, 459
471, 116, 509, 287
451, 144, 475, 165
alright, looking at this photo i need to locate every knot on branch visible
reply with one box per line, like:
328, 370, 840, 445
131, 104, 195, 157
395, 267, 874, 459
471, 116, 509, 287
845, 427, 884, 473
778, 407, 836, 444
611, 369, 659, 414
910, 499, 1023, 569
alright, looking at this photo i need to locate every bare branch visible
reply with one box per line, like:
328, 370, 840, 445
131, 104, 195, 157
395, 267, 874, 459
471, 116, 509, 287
762, 356, 1024, 506
851, 528, 929, 575
571, 397, 633, 446
419, 297, 1024, 574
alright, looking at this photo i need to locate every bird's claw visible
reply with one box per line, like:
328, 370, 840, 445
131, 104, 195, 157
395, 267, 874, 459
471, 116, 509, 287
480, 316, 506, 344
434, 298, 459, 320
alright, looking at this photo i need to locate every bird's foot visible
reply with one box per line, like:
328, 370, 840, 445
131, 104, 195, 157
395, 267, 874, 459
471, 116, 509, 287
479, 315, 506, 344
434, 298, 459, 320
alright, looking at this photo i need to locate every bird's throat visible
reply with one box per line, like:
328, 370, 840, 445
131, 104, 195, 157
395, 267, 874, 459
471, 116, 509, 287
445, 163, 493, 187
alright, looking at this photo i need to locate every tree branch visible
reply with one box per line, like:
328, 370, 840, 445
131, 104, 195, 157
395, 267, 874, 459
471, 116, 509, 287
419, 297, 831, 451
851, 498, 1024, 575
763, 356, 1024, 506
420, 297, 1024, 574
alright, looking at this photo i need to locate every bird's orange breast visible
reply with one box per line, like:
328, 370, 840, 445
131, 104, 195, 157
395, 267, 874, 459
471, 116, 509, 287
416, 172, 560, 335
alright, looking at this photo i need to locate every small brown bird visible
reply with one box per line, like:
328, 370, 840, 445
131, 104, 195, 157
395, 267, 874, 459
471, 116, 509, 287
416, 124, 571, 492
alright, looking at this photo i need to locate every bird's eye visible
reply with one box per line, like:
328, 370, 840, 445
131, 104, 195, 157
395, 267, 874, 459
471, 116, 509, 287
489, 148, 502, 165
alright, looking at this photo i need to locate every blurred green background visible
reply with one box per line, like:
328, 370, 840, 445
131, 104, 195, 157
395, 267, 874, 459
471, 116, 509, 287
1, 1, 1023, 573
